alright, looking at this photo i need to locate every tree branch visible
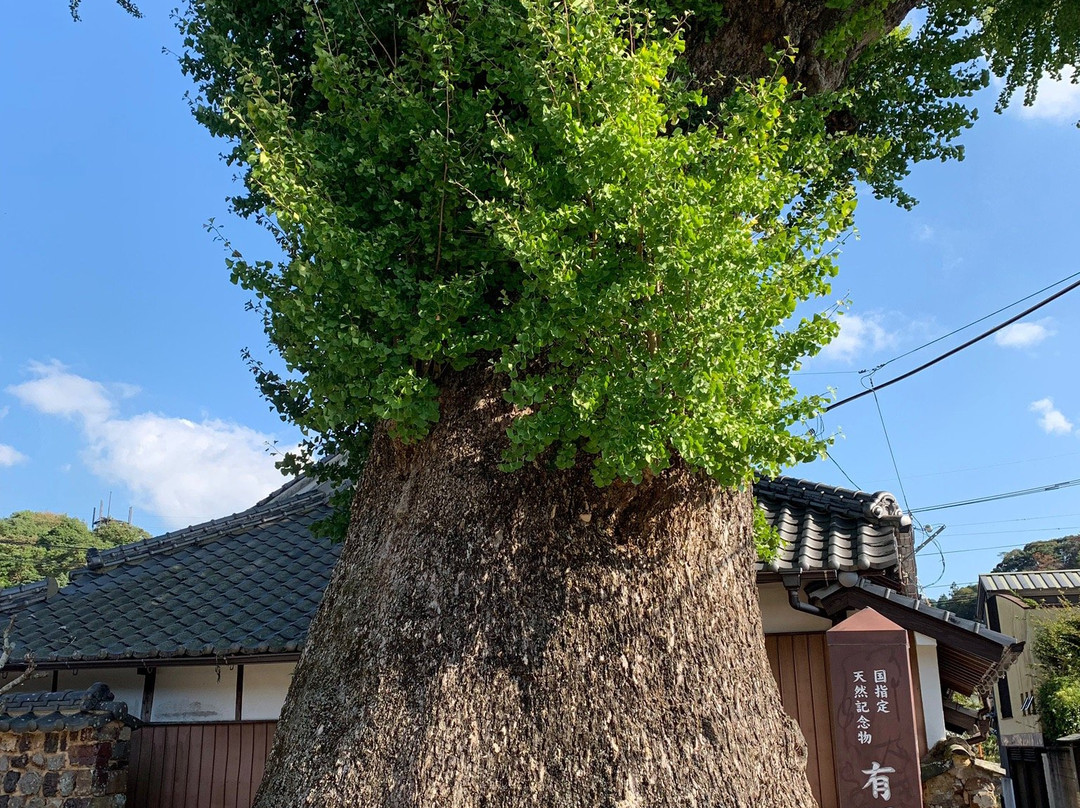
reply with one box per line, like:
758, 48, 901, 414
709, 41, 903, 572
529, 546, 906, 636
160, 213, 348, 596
0, 616, 42, 697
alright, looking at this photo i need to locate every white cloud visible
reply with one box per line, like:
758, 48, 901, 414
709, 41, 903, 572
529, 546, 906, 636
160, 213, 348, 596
1013, 68, 1080, 123
9, 361, 289, 529
1030, 398, 1073, 435
994, 319, 1055, 349
7, 360, 115, 424
914, 224, 935, 242
0, 444, 27, 467
819, 313, 899, 364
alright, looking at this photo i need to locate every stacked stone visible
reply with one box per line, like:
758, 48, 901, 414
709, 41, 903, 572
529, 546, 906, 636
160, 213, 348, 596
922, 740, 1006, 808
0, 684, 133, 808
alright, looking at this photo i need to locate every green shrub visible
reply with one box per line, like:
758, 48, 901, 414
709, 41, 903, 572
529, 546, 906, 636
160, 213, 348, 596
1036, 675, 1080, 742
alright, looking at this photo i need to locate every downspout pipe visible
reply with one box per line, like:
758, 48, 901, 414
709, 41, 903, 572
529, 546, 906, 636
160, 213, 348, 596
781, 573, 830, 619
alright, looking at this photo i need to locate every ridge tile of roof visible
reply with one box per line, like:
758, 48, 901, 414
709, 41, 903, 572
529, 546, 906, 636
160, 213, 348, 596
754, 476, 906, 575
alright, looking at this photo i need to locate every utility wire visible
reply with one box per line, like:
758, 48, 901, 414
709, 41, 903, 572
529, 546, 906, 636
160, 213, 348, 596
940, 540, 1079, 555
825, 450, 862, 490
911, 477, 1080, 514
826, 274, 1080, 412
864, 269, 1080, 376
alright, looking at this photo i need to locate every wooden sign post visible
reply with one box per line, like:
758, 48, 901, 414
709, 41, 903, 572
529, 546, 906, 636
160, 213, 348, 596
826, 608, 924, 808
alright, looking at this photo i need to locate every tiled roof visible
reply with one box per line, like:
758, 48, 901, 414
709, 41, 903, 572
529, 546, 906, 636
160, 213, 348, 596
814, 578, 1023, 696
0, 485, 339, 666
754, 477, 907, 574
978, 570, 1080, 594
0, 682, 135, 732
0, 473, 902, 666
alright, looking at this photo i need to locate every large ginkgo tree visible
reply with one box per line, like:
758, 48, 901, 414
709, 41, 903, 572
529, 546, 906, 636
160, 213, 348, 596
169, 0, 1080, 804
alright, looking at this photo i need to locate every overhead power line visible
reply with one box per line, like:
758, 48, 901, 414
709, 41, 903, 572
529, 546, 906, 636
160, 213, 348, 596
866, 269, 1080, 376
826, 274, 1080, 412
911, 477, 1080, 514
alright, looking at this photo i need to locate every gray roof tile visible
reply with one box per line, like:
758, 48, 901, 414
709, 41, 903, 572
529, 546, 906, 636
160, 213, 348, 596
979, 570, 1080, 594
0, 485, 339, 666
755, 477, 906, 574
1, 474, 901, 666
0, 682, 136, 733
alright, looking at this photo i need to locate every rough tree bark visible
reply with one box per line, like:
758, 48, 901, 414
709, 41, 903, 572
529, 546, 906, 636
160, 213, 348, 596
256, 367, 815, 807
684, 0, 918, 96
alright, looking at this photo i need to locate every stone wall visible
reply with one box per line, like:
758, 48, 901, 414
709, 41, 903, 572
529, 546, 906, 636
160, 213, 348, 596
922, 740, 1005, 808
0, 683, 134, 808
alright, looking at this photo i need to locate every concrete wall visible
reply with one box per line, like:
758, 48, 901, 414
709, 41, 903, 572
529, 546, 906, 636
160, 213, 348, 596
993, 596, 1044, 742
915, 633, 948, 749
758, 583, 832, 634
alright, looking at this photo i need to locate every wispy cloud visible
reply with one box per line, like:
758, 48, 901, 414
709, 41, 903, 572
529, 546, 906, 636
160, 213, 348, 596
0, 444, 27, 467
1030, 398, 1073, 435
994, 318, 1055, 349
8, 361, 290, 529
1012, 68, 1080, 124
818, 313, 899, 364
9, 359, 117, 424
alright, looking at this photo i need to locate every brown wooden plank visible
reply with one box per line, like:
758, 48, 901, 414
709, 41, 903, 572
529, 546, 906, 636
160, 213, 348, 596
212, 724, 230, 808
159, 725, 179, 808
809, 634, 839, 808
170, 724, 192, 808
127, 726, 150, 808
197, 724, 218, 808
791, 634, 822, 803
765, 635, 781, 688
250, 722, 274, 799
777, 635, 798, 708
224, 723, 242, 808
146, 726, 169, 808
237, 722, 255, 808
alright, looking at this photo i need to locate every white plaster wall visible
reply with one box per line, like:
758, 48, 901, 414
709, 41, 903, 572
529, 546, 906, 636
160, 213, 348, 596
241, 663, 295, 720
758, 582, 832, 634
151, 665, 237, 723
914, 632, 947, 748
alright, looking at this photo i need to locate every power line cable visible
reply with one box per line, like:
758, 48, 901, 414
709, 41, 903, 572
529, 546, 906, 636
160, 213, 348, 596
826, 274, 1080, 412
863, 269, 1080, 376
945, 513, 1080, 528
825, 450, 862, 490
911, 477, 1080, 514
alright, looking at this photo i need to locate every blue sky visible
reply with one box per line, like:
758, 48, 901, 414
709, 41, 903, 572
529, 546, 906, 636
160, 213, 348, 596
2, 4, 1080, 600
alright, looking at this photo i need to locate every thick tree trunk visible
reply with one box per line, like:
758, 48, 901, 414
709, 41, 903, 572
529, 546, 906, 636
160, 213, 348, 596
684, 0, 919, 96
255, 367, 816, 807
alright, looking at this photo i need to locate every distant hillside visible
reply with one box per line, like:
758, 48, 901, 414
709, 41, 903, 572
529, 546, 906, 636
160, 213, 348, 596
993, 535, 1080, 573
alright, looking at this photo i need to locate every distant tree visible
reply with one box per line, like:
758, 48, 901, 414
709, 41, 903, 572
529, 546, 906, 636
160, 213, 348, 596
0, 511, 150, 589
91, 518, 151, 547
994, 535, 1080, 573
935, 583, 978, 621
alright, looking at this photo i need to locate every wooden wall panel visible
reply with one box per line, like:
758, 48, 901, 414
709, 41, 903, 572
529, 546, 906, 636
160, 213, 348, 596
766, 633, 839, 808
128, 721, 277, 808
130, 647, 839, 808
